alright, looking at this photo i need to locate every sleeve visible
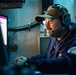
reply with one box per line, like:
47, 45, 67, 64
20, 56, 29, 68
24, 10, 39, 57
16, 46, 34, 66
65, 33, 76, 52
29, 53, 76, 74
68, 37, 76, 48
28, 52, 47, 60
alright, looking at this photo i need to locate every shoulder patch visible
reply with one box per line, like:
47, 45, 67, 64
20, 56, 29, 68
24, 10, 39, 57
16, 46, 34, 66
68, 47, 76, 55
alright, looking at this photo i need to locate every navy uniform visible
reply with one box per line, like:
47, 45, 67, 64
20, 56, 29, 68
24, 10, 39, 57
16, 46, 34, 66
27, 23, 76, 74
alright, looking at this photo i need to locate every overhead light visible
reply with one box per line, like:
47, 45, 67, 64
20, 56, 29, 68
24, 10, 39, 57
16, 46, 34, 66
0, 0, 25, 9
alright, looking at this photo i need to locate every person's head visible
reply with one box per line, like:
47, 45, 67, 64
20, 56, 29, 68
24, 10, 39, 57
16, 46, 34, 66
35, 4, 71, 38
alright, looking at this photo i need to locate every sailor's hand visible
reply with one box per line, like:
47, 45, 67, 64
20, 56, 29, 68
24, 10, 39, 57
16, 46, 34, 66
13, 56, 27, 66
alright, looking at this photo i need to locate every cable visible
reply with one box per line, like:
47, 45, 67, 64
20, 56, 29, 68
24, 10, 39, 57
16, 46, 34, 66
8, 21, 40, 32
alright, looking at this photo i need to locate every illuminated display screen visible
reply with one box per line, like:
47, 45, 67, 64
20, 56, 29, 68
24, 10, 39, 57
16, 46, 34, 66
0, 15, 7, 45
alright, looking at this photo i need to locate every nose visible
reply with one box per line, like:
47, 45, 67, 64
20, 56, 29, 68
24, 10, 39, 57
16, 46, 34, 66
44, 20, 52, 30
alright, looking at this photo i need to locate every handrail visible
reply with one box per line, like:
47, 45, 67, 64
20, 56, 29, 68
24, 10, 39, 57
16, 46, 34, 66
8, 21, 40, 32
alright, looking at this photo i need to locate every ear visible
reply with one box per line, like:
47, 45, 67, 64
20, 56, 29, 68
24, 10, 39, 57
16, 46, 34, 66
62, 14, 71, 26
